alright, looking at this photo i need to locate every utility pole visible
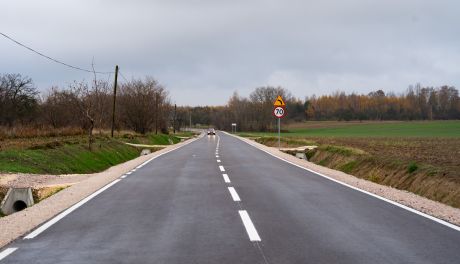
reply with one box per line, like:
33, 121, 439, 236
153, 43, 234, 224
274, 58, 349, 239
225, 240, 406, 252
173, 104, 177, 134
189, 110, 192, 131
111, 65, 119, 138
155, 93, 159, 134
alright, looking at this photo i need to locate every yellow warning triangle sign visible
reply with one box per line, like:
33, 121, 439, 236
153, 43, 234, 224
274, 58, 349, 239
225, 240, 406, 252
273, 95, 286, 106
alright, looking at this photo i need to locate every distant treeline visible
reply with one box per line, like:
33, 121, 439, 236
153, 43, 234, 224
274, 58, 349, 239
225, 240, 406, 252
177, 84, 460, 132
0, 73, 172, 138
306, 84, 459, 121
2, 72, 459, 135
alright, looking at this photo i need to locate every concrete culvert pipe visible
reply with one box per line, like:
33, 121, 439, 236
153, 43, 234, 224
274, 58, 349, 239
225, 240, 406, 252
0, 188, 34, 215
13, 200, 28, 212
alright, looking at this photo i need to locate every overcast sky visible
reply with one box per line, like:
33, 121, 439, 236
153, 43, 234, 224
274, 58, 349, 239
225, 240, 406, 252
1, 0, 460, 105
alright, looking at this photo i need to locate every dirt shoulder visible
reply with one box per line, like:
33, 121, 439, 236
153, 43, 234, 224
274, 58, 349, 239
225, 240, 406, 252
0, 134, 201, 248
228, 133, 460, 227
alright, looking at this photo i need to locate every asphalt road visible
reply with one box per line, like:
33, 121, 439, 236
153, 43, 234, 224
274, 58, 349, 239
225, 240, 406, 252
1, 132, 460, 263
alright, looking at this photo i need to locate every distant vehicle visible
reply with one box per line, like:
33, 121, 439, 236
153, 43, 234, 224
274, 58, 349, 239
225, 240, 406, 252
207, 128, 216, 135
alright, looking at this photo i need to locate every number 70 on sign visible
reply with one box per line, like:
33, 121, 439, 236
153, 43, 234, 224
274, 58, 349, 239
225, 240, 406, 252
273, 106, 285, 118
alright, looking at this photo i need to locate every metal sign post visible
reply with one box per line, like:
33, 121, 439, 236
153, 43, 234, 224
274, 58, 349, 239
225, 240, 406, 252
278, 117, 280, 149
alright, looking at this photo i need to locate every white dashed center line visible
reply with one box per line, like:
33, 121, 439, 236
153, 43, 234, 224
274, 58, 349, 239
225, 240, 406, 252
0, 248, 17, 261
222, 174, 231, 183
239, 210, 261, 241
228, 187, 241, 201
219, 165, 225, 172
217, 160, 221, 163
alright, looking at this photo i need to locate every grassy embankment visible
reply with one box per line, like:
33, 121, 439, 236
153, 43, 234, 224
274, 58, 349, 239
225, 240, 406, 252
0, 131, 194, 175
239, 121, 460, 208
0, 129, 195, 215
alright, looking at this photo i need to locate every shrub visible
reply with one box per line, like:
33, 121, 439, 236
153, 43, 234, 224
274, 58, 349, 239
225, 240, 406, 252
305, 149, 317, 160
408, 162, 418, 173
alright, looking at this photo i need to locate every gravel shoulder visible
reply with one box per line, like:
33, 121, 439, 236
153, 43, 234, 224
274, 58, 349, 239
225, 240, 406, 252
228, 132, 460, 227
0, 134, 201, 248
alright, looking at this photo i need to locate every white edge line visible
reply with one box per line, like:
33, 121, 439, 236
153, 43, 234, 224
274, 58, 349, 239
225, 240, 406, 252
223, 174, 231, 183
219, 165, 225, 172
24, 135, 202, 240
239, 210, 261, 241
225, 132, 460, 232
24, 179, 121, 239
0, 248, 18, 261
228, 187, 241, 201
121, 175, 127, 179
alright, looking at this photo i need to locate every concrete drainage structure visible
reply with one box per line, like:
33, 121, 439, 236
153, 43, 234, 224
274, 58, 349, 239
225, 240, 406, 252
295, 152, 307, 160
0, 187, 34, 215
140, 149, 151, 156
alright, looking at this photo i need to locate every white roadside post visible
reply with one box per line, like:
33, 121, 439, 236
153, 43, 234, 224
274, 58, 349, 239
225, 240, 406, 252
231, 123, 237, 133
273, 95, 286, 150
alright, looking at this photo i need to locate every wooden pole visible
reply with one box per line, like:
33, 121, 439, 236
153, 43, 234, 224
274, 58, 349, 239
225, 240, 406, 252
111, 65, 119, 138
173, 104, 177, 134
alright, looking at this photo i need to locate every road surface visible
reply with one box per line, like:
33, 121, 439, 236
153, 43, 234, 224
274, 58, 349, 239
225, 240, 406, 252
1, 132, 460, 263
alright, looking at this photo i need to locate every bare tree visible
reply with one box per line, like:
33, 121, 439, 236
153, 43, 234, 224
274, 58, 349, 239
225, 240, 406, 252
69, 81, 97, 150
0, 74, 39, 126
118, 77, 170, 134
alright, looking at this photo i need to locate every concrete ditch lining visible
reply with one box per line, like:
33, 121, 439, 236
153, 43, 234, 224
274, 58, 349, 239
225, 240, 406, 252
0, 134, 202, 249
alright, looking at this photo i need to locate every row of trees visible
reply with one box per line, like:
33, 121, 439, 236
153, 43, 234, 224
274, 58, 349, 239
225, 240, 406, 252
176, 86, 305, 132
305, 84, 460, 121
176, 84, 460, 131
0, 73, 173, 140
2, 72, 459, 134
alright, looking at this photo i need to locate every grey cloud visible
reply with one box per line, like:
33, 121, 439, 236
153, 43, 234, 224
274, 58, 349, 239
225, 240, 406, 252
1, 0, 459, 105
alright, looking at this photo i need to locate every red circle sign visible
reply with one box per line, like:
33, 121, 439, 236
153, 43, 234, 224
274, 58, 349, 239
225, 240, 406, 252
273, 106, 285, 118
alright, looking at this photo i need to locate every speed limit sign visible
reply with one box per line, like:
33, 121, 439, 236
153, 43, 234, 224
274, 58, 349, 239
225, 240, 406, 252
273, 106, 285, 118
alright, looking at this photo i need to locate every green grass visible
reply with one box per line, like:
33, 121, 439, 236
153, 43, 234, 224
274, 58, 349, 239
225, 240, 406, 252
239, 121, 460, 138
122, 133, 190, 145
408, 162, 419, 173
0, 137, 140, 174
339, 161, 358, 173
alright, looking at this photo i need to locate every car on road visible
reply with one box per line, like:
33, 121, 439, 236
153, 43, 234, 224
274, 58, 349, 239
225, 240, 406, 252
207, 128, 216, 135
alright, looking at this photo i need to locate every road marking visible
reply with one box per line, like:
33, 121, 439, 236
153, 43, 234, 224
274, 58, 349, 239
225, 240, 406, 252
217, 159, 221, 163
24, 179, 121, 239
239, 210, 261, 241
222, 174, 231, 183
225, 132, 460, 232
0, 248, 17, 261
121, 175, 127, 179
219, 165, 225, 172
228, 187, 241, 201
23, 134, 205, 240
216, 155, 219, 158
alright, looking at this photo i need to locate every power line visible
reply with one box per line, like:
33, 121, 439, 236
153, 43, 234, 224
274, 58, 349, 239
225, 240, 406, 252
0, 32, 113, 74
119, 70, 129, 83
